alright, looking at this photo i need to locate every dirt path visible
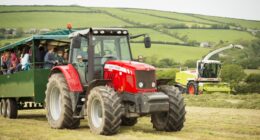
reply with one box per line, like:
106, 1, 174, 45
0, 106, 259, 140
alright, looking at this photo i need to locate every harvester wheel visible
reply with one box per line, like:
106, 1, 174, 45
6, 98, 18, 119
151, 85, 186, 131
1, 99, 7, 117
87, 86, 122, 135
186, 81, 198, 95
45, 73, 80, 129
121, 116, 137, 126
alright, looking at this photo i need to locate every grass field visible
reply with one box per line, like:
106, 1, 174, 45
100, 8, 203, 27
128, 28, 183, 43
170, 29, 256, 43
0, 12, 132, 29
124, 9, 217, 25
244, 69, 260, 74
0, 105, 259, 140
131, 43, 210, 63
193, 14, 260, 29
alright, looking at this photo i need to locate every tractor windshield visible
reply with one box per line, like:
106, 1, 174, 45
198, 63, 221, 78
93, 35, 131, 63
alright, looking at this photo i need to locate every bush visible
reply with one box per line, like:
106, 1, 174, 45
156, 69, 178, 84
184, 59, 197, 68
245, 73, 260, 83
235, 82, 260, 93
220, 64, 246, 89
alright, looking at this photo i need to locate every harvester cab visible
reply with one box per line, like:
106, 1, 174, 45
45, 28, 186, 135
176, 44, 243, 95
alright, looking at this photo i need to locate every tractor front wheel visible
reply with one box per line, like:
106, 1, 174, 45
87, 86, 122, 135
151, 85, 186, 131
45, 73, 80, 129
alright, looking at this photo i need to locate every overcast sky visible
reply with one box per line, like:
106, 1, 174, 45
1, 0, 259, 21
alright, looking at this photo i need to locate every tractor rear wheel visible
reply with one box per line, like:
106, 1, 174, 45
1, 99, 7, 117
121, 116, 137, 126
45, 73, 80, 129
87, 86, 122, 135
151, 85, 186, 131
186, 81, 198, 95
6, 98, 18, 119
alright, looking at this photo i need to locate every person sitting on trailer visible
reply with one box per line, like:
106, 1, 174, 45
7, 50, 19, 74
44, 46, 58, 69
20, 47, 30, 71
56, 50, 65, 64
1, 52, 8, 74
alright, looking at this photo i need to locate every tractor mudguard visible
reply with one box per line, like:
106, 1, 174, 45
51, 64, 83, 92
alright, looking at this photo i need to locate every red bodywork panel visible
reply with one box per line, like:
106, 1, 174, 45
51, 64, 83, 92
104, 60, 157, 94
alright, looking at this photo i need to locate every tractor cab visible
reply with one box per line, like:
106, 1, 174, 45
197, 60, 221, 80
69, 28, 134, 84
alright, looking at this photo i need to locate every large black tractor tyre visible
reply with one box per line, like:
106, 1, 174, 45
121, 116, 138, 126
45, 73, 80, 129
1, 99, 7, 117
6, 98, 18, 119
186, 81, 199, 95
151, 85, 186, 131
87, 86, 122, 135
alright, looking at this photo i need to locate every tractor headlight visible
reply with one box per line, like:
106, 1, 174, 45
151, 82, 156, 88
138, 82, 144, 88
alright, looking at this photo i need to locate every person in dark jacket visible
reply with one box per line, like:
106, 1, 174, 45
44, 47, 58, 69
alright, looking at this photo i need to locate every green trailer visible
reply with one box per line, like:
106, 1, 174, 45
0, 29, 72, 118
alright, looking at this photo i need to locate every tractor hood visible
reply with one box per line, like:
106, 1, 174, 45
104, 60, 156, 72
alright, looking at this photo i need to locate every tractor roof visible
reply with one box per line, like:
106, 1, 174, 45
69, 28, 129, 38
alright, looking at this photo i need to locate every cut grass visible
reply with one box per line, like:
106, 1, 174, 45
170, 29, 256, 43
131, 43, 210, 63
0, 12, 132, 29
184, 93, 260, 109
0, 106, 259, 140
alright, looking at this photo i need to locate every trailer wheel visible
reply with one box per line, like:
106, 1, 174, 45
121, 117, 137, 126
0, 99, 2, 116
151, 85, 186, 131
186, 81, 198, 95
45, 73, 80, 129
6, 98, 18, 119
87, 86, 122, 135
1, 99, 7, 117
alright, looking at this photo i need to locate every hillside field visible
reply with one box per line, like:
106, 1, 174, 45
0, 6, 259, 63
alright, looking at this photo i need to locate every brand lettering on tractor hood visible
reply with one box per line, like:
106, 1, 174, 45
104, 64, 133, 74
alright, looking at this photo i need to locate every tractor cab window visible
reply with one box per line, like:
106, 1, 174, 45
198, 63, 221, 78
72, 37, 88, 64
93, 35, 131, 65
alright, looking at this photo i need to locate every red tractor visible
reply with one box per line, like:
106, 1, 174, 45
45, 28, 186, 135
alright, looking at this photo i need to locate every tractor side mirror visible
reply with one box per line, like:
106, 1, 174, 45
144, 36, 151, 48
71, 36, 81, 49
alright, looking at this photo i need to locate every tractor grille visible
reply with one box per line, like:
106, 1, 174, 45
135, 70, 156, 89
